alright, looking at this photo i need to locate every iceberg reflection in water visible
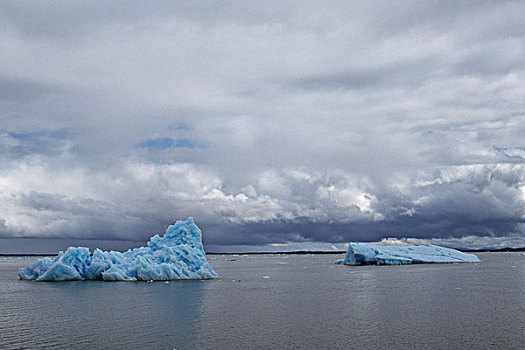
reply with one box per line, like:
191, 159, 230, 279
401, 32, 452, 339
2, 253, 523, 349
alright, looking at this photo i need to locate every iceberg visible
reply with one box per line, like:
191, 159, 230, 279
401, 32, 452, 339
342, 243, 480, 265
19, 218, 218, 281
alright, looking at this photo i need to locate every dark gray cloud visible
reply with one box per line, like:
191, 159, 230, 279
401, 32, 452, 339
0, 1, 524, 250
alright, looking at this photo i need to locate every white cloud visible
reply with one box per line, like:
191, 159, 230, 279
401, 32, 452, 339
0, 1, 524, 248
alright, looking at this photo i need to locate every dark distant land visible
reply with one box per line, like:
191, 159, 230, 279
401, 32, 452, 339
458, 246, 525, 253
210, 246, 525, 254
1, 246, 523, 257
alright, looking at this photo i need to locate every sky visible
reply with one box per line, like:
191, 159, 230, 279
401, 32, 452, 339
0, 1, 524, 252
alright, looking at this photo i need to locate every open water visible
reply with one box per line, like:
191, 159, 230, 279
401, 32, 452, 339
0, 252, 523, 349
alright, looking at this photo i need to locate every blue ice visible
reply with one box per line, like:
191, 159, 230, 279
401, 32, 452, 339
19, 218, 218, 281
342, 243, 480, 265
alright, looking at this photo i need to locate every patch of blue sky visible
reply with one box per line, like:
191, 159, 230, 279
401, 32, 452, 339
493, 146, 525, 159
48, 128, 70, 139
139, 137, 196, 150
168, 122, 190, 131
8, 131, 46, 140
7, 128, 70, 141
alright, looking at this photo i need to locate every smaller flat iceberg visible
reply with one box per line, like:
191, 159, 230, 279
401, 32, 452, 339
19, 218, 218, 281
342, 243, 480, 265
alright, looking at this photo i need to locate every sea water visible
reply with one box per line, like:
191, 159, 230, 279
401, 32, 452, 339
0, 253, 523, 349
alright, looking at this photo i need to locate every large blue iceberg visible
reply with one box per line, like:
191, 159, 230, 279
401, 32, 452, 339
19, 218, 218, 281
342, 243, 480, 265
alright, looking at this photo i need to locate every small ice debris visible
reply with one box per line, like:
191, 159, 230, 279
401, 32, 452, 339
334, 259, 344, 265
262, 276, 271, 279
19, 218, 218, 281
340, 243, 480, 266
454, 287, 462, 290
164, 281, 170, 284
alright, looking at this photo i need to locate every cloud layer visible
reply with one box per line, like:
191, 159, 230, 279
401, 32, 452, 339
1, 1, 524, 249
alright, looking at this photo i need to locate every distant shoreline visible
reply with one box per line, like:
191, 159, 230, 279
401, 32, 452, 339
1, 246, 523, 257
457, 246, 525, 253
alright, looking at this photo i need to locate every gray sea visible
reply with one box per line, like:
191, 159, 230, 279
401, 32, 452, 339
0, 252, 523, 349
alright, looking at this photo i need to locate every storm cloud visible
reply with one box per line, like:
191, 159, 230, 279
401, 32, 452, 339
0, 1, 524, 250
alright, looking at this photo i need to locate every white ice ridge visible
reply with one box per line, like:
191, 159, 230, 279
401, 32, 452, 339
19, 218, 218, 281
342, 243, 480, 265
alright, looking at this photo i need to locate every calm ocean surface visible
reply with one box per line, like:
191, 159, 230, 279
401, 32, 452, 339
0, 252, 523, 349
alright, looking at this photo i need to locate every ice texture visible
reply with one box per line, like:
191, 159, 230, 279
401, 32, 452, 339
19, 218, 218, 281
343, 243, 480, 265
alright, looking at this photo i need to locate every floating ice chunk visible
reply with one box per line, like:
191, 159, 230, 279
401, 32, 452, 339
334, 259, 344, 265
342, 243, 480, 265
19, 218, 218, 281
